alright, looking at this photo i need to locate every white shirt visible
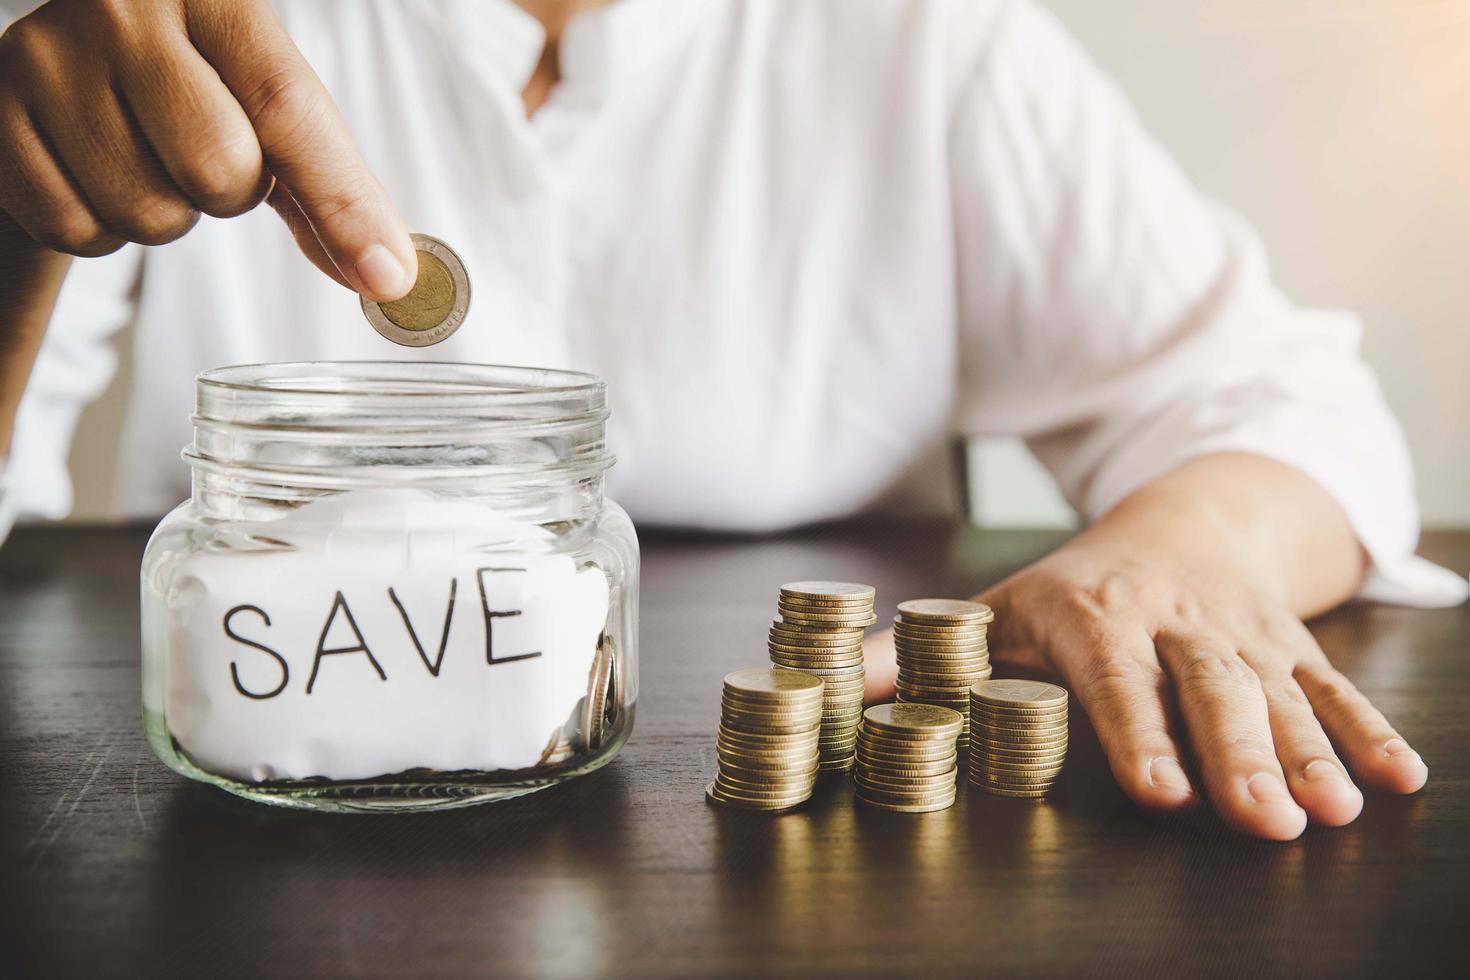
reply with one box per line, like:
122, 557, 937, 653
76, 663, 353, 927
3, 0, 1465, 606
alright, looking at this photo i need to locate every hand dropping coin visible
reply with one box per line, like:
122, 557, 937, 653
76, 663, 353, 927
361, 233, 471, 346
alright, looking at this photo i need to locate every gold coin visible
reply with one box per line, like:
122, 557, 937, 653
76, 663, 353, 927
971, 703, 1069, 720
896, 599, 994, 624
715, 776, 819, 798
975, 784, 1050, 799
715, 766, 818, 787
770, 619, 866, 636
970, 678, 1068, 709
780, 581, 875, 601
856, 759, 958, 779
720, 690, 825, 711
861, 703, 964, 737
856, 749, 958, 770
777, 595, 876, 611
706, 781, 811, 810
896, 640, 989, 655
856, 786, 957, 807
971, 747, 1069, 764
973, 719, 1066, 734
718, 725, 819, 746
360, 233, 471, 347
723, 667, 825, 701
857, 726, 961, 748
894, 623, 989, 637
768, 635, 866, 651
856, 795, 956, 813
856, 729, 959, 749
778, 610, 879, 628
893, 621, 990, 637
717, 744, 819, 766
856, 771, 957, 792
771, 650, 865, 662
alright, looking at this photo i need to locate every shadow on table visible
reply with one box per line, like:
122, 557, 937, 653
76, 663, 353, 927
127, 760, 640, 977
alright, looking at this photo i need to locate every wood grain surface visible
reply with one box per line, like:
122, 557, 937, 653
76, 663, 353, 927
2, 522, 1466, 978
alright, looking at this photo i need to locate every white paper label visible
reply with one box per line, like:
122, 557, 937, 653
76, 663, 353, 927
163, 493, 609, 782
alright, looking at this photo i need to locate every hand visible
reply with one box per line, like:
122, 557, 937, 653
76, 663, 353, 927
864, 455, 1430, 840
0, 0, 414, 300
972, 537, 1427, 840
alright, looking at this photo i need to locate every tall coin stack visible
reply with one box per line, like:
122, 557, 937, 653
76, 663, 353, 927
893, 599, 995, 740
770, 582, 875, 772
707, 668, 826, 811
968, 679, 1069, 799
854, 703, 963, 813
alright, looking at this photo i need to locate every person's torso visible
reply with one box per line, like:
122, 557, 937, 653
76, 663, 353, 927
113, 0, 991, 527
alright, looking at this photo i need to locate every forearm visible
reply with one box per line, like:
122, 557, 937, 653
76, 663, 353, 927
1075, 452, 1368, 618
0, 212, 70, 455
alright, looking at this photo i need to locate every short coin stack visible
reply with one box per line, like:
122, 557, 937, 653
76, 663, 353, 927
854, 703, 963, 812
893, 599, 994, 740
968, 679, 1069, 799
707, 668, 826, 811
769, 582, 875, 772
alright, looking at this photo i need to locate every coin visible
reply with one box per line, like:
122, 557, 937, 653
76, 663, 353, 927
718, 725, 819, 746
706, 782, 812, 811
723, 667, 825, 702
780, 581, 876, 602
855, 786, 957, 808
852, 758, 952, 775
896, 598, 994, 624
778, 610, 879, 628
360, 233, 471, 347
970, 679, 1068, 710
861, 703, 964, 736
855, 795, 956, 813
893, 622, 990, 638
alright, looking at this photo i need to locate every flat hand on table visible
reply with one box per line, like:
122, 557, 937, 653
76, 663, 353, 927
868, 534, 1428, 840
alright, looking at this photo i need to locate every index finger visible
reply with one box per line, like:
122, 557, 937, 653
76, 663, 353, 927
189, 0, 415, 301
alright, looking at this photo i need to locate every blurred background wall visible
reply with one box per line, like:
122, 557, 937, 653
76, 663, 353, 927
64, 0, 1469, 528
974, 0, 1470, 528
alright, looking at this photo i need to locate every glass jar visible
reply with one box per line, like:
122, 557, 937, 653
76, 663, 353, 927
140, 362, 638, 812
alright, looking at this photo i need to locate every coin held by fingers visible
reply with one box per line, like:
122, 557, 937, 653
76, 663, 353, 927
361, 232, 471, 347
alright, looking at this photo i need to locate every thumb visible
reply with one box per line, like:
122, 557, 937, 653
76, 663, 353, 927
188, 0, 416, 301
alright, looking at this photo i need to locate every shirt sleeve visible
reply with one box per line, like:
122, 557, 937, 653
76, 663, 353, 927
948, 0, 1468, 608
0, 246, 144, 542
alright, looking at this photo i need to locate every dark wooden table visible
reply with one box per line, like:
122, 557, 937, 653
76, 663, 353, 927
2, 522, 1467, 978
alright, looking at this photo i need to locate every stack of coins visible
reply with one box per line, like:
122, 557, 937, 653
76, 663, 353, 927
854, 703, 963, 812
968, 679, 1069, 799
769, 582, 875, 772
707, 668, 826, 811
892, 599, 994, 739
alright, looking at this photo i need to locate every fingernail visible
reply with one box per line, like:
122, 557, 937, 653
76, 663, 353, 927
1148, 757, 1192, 795
1247, 772, 1293, 805
356, 244, 409, 298
1301, 759, 1343, 782
1383, 738, 1415, 758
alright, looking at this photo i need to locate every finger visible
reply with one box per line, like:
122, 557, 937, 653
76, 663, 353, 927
1295, 662, 1428, 795
0, 103, 123, 256
1057, 628, 1196, 812
862, 628, 896, 704
1157, 633, 1307, 840
115, 39, 268, 218
29, 83, 198, 246
191, 0, 414, 300
265, 179, 352, 291
1240, 651, 1362, 827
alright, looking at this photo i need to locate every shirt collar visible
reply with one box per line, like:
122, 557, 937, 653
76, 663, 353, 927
416, 0, 706, 94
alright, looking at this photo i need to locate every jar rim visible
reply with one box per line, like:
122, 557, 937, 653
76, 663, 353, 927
198, 361, 604, 402
188, 361, 613, 491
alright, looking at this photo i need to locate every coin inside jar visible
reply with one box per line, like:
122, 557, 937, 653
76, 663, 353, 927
361, 233, 471, 346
